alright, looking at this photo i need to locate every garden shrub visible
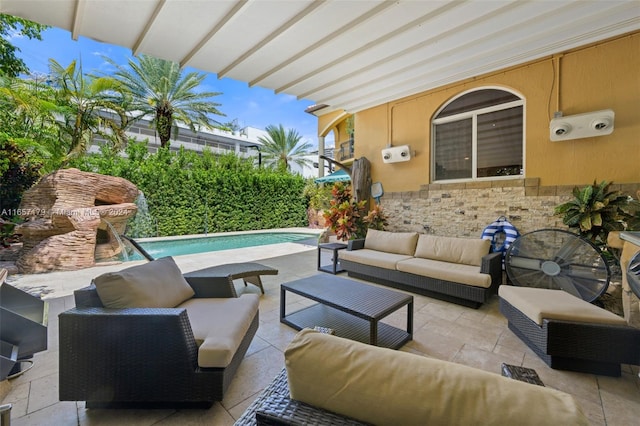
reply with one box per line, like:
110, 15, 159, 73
72, 140, 308, 236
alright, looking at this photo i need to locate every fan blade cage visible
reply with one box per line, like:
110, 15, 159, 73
505, 229, 610, 302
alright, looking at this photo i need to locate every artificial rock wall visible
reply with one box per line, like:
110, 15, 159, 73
16, 168, 139, 273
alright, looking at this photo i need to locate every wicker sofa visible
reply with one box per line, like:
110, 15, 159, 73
236, 329, 588, 425
499, 285, 640, 376
339, 229, 502, 308
59, 257, 259, 408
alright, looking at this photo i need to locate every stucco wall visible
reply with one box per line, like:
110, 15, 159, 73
351, 32, 639, 193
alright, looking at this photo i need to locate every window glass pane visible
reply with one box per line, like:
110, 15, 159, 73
437, 89, 520, 118
434, 118, 472, 180
477, 106, 523, 177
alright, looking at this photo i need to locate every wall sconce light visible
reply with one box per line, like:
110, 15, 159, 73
550, 109, 614, 141
381, 145, 412, 163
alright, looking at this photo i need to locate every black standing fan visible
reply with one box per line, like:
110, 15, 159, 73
505, 229, 610, 303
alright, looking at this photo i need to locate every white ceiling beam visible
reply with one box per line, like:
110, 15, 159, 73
298, 0, 526, 101
71, 0, 86, 40
180, 0, 251, 68
274, 0, 464, 95
249, 0, 396, 87
132, 0, 167, 56
217, 0, 327, 79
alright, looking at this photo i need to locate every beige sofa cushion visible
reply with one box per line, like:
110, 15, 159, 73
414, 235, 490, 266
499, 286, 627, 326
94, 257, 195, 308
179, 294, 259, 368
364, 229, 419, 256
396, 258, 492, 288
339, 248, 412, 270
285, 329, 587, 426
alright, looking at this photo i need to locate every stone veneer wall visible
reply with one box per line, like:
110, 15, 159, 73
380, 178, 640, 238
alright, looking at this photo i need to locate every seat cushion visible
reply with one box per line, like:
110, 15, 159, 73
339, 248, 413, 270
364, 229, 419, 256
94, 256, 195, 308
414, 235, 490, 266
499, 286, 627, 326
285, 329, 588, 426
179, 294, 259, 368
396, 257, 492, 288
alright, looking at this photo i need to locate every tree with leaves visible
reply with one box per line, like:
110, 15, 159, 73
258, 124, 313, 171
103, 54, 225, 148
48, 58, 128, 161
0, 14, 48, 77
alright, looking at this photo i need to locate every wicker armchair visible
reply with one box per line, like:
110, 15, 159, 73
59, 274, 258, 408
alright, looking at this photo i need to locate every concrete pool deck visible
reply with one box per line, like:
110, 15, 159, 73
5, 227, 322, 300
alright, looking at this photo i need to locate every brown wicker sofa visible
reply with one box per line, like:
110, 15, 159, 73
338, 230, 502, 308
59, 257, 259, 408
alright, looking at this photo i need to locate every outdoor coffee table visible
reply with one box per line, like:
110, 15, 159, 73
280, 274, 413, 349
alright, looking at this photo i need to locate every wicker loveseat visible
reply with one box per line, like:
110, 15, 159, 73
339, 230, 502, 308
236, 329, 588, 425
59, 257, 259, 408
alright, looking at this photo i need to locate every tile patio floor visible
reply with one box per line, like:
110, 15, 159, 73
2, 242, 639, 425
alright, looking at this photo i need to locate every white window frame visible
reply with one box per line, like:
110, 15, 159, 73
431, 87, 525, 183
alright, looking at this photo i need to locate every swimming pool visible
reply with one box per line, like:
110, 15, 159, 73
131, 232, 317, 259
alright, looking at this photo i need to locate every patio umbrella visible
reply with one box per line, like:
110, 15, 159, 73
314, 169, 350, 184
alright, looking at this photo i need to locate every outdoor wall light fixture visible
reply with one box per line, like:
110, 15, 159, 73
550, 109, 614, 141
381, 145, 412, 163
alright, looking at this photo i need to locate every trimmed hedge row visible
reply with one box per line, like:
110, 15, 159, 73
72, 141, 308, 237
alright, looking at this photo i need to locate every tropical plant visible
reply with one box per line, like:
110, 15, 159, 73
48, 59, 127, 161
103, 54, 225, 148
323, 183, 368, 241
302, 179, 332, 211
258, 124, 313, 172
0, 14, 48, 77
554, 180, 634, 245
363, 204, 389, 231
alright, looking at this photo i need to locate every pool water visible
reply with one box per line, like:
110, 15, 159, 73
132, 232, 316, 259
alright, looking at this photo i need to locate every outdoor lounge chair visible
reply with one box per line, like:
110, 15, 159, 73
59, 257, 260, 408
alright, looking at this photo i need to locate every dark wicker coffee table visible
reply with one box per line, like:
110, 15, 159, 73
280, 274, 413, 349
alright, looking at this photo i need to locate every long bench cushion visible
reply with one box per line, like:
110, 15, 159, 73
396, 257, 492, 288
285, 329, 588, 426
178, 294, 259, 368
94, 256, 195, 308
499, 286, 627, 326
339, 248, 413, 270
364, 229, 419, 255
414, 235, 490, 266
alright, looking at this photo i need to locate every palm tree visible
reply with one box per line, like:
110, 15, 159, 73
104, 54, 224, 148
258, 124, 313, 171
48, 59, 124, 161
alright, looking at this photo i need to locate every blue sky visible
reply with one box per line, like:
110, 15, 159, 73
11, 27, 326, 148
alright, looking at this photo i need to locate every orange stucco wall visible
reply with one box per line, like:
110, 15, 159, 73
336, 32, 639, 193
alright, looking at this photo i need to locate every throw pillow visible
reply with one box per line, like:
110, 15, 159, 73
94, 256, 195, 308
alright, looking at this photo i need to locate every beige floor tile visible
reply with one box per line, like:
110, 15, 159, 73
4, 243, 640, 425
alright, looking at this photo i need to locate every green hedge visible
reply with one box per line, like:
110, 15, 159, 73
72, 141, 308, 236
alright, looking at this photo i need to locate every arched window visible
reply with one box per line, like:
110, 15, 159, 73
432, 88, 524, 181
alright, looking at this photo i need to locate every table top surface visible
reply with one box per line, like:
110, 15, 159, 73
184, 262, 278, 278
318, 242, 348, 250
282, 274, 412, 319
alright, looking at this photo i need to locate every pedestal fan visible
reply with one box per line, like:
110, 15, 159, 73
505, 229, 610, 303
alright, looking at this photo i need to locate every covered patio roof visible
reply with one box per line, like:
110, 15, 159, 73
1, 1, 639, 114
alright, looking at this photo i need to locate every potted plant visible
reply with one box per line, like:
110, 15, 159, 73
322, 183, 367, 242
554, 180, 635, 246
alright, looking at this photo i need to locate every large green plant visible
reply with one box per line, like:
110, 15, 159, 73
258, 124, 314, 171
554, 180, 634, 245
322, 183, 390, 241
